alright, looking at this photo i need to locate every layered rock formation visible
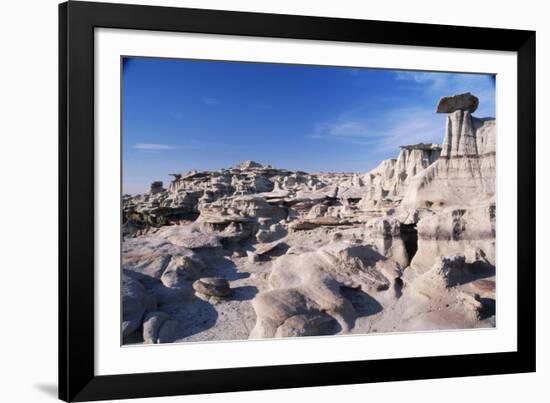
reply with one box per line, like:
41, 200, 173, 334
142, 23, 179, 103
402, 109, 495, 208
122, 92, 496, 344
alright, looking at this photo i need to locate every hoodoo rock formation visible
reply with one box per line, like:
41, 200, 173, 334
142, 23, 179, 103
122, 92, 496, 344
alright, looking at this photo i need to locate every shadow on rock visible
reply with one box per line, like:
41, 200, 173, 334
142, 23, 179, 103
479, 297, 496, 320
229, 285, 258, 301
452, 261, 495, 287
340, 286, 383, 318
170, 297, 219, 339
198, 255, 249, 281
258, 242, 290, 261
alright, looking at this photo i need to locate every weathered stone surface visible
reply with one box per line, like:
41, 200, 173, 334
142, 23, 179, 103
256, 223, 286, 243
254, 240, 287, 256
250, 242, 401, 338
363, 216, 409, 268
350, 143, 441, 210
415, 255, 469, 290
410, 204, 495, 273
154, 225, 222, 249
143, 312, 170, 343
193, 277, 231, 297
274, 313, 339, 338
372, 253, 495, 332
160, 255, 204, 289
122, 236, 206, 309
457, 292, 484, 320
436, 92, 479, 113
470, 278, 496, 299
122, 92, 496, 345
122, 273, 156, 339
402, 110, 495, 208
142, 312, 180, 344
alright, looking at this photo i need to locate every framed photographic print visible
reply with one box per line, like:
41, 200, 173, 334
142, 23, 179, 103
59, 1, 536, 401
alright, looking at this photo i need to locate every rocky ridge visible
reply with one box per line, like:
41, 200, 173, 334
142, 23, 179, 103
122, 93, 496, 344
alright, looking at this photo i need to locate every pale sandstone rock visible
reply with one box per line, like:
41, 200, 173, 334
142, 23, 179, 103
402, 110, 495, 208
469, 278, 496, 300
250, 242, 400, 338
153, 225, 222, 249
374, 254, 493, 332
363, 216, 409, 268
275, 313, 339, 338
457, 292, 484, 321
414, 255, 469, 291
246, 251, 259, 263
410, 204, 495, 273
256, 229, 274, 243
160, 255, 204, 289
254, 240, 287, 256
123, 236, 207, 309
350, 143, 441, 210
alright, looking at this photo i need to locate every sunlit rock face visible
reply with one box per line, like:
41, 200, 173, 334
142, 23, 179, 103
121, 93, 496, 344
353, 143, 442, 210
403, 99, 496, 209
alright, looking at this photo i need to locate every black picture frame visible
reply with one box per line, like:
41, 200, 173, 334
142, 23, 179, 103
59, 1, 536, 401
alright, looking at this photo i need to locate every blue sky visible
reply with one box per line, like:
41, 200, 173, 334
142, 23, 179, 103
122, 57, 495, 194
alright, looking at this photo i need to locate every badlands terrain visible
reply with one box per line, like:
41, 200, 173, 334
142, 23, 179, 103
122, 92, 496, 344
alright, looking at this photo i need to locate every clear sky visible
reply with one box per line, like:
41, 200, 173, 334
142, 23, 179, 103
122, 57, 495, 194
